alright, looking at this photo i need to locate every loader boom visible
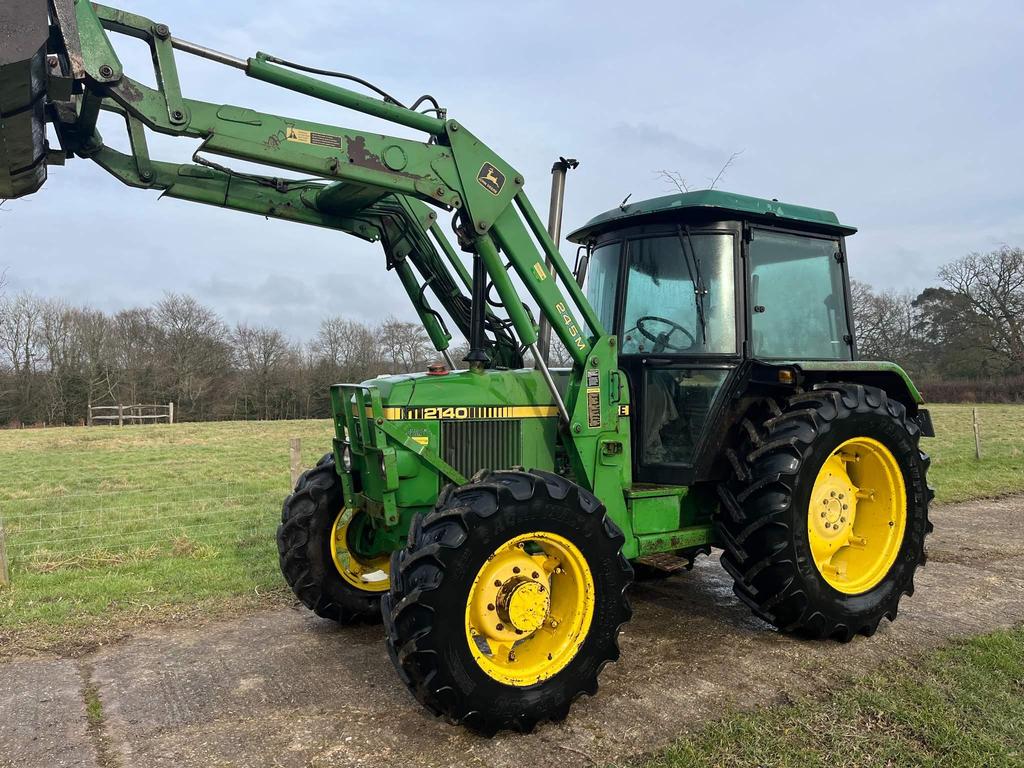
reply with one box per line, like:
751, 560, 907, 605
2, 1, 627, 490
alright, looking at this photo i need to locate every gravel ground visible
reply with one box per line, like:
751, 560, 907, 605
2, 495, 1023, 768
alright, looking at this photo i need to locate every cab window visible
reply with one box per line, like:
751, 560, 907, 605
748, 230, 851, 360
620, 233, 736, 355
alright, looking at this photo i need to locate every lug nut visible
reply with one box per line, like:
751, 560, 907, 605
531, 571, 539, 579
493, 579, 502, 587
513, 566, 520, 574
495, 623, 504, 631
821, 511, 827, 518
487, 603, 494, 611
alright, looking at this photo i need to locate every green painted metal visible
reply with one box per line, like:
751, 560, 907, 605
793, 360, 925, 403
636, 526, 715, 557
567, 189, 857, 244
248, 54, 447, 136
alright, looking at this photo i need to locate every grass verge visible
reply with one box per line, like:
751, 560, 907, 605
638, 625, 1024, 768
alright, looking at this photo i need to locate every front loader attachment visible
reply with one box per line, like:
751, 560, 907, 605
0, 0, 50, 199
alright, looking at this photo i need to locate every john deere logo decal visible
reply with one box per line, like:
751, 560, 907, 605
477, 162, 506, 195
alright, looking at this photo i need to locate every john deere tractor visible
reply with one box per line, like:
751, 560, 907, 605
3, 0, 933, 735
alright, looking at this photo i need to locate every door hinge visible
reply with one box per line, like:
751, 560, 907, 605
834, 250, 845, 264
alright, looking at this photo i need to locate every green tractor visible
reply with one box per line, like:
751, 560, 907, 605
4, 1, 933, 735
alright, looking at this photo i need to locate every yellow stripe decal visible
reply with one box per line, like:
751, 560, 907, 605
362, 405, 561, 421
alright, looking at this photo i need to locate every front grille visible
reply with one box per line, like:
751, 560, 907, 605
442, 420, 522, 478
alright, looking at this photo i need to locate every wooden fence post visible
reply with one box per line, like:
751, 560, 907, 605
0, 516, 10, 588
973, 407, 982, 460
290, 438, 302, 488
168, 401, 174, 424
117, 403, 123, 427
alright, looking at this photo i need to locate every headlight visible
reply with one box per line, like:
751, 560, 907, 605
341, 443, 353, 472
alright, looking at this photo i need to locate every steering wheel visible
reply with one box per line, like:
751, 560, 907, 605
636, 315, 697, 353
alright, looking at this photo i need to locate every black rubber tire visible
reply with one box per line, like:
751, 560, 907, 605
277, 454, 382, 624
382, 469, 633, 735
716, 383, 933, 641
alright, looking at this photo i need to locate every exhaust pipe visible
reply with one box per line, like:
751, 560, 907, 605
0, 0, 50, 199
536, 156, 579, 366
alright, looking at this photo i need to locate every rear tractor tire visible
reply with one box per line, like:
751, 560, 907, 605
383, 469, 633, 735
277, 454, 390, 624
716, 383, 933, 641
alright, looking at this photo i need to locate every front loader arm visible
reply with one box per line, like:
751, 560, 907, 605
13, 0, 626, 493
89, 141, 522, 367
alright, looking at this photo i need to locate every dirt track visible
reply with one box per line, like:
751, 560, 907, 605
2, 495, 1023, 768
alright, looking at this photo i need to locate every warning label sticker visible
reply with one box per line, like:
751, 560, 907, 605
587, 389, 601, 429
285, 126, 342, 149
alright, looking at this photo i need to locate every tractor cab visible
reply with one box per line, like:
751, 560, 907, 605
567, 190, 858, 485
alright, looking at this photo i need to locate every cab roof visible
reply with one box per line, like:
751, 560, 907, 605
566, 189, 856, 243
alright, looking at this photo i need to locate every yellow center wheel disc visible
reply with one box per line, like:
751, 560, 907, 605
465, 532, 595, 687
808, 437, 908, 594
329, 510, 391, 593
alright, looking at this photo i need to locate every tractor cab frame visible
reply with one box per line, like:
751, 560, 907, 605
568, 190, 866, 487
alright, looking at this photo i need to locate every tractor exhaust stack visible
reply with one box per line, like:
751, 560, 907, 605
536, 156, 579, 365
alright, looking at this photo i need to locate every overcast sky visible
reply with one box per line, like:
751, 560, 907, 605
2, 0, 1022, 340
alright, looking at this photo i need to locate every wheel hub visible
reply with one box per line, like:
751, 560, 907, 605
807, 437, 907, 594
330, 509, 390, 593
464, 532, 595, 687
498, 578, 550, 633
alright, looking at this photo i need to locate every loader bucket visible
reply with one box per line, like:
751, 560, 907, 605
0, 0, 50, 199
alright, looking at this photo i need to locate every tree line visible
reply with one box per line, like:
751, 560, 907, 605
0, 245, 1021, 426
0, 290, 438, 425
852, 246, 1024, 401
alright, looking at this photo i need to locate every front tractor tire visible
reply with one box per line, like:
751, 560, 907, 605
717, 383, 933, 641
277, 454, 390, 624
383, 469, 633, 735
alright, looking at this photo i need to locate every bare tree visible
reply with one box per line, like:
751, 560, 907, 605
232, 322, 291, 419
940, 246, 1024, 367
849, 280, 917, 362
313, 316, 379, 381
153, 293, 232, 419
655, 169, 690, 193
378, 316, 433, 373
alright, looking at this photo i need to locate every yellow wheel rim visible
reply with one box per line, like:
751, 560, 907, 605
329, 510, 390, 593
808, 437, 907, 595
464, 532, 595, 687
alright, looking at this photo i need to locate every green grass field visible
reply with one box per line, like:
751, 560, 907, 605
0, 419, 333, 642
0, 404, 1020, 644
638, 626, 1024, 768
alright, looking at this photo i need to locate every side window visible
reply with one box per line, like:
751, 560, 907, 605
584, 242, 620, 335
748, 231, 851, 360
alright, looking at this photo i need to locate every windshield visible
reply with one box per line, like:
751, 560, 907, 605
615, 233, 736, 354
